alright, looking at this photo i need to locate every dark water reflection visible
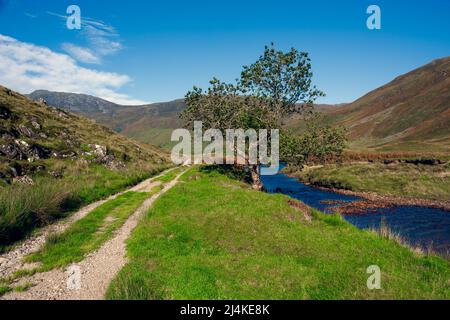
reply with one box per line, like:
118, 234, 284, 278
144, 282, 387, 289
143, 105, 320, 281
261, 170, 450, 255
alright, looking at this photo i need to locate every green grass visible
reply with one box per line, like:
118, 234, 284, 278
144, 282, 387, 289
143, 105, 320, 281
0, 85, 171, 252
293, 163, 450, 201
13, 282, 34, 293
25, 191, 153, 271
0, 163, 169, 252
126, 127, 178, 150
0, 285, 12, 296
154, 167, 184, 184
106, 167, 450, 300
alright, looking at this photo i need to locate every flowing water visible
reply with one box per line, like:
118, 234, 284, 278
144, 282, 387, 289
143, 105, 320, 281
261, 169, 450, 255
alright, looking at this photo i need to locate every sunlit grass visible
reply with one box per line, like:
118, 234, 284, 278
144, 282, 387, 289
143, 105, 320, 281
294, 163, 450, 201
107, 167, 450, 300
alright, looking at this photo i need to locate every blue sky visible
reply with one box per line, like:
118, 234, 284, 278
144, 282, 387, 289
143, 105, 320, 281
0, 0, 449, 104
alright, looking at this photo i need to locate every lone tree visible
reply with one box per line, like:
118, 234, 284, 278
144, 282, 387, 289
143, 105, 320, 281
181, 44, 346, 189
239, 44, 324, 121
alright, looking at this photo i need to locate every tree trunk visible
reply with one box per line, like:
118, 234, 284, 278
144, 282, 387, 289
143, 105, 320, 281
250, 164, 263, 191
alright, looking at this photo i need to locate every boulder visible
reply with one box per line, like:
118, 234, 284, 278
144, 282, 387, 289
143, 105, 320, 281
0, 143, 24, 160
18, 125, 35, 138
29, 118, 41, 130
88, 144, 107, 158
13, 175, 34, 185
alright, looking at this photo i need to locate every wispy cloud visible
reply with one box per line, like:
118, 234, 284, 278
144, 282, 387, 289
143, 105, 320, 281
61, 43, 100, 64
0, 34, 146, 105
48, 12, 123, 64
24, 12, 38, 19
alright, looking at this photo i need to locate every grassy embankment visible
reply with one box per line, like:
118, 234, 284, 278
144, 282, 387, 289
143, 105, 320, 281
287, 162, 450, 201
106, 167, 449, 300
0, 162, 170, 253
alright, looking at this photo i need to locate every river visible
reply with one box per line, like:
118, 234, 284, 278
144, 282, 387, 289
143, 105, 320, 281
260, 169, 450, 256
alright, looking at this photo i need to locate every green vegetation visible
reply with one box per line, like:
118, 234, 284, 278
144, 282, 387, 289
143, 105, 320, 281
107, 167, 449, 300
154, 167, 184, 184
13, 282, 34, 293
25, 190, 153, 271
292, 162, 450, 201
125, 128, 178, 150
0, 163, 168, 252
0, 285, 12, 296
182, 44, 339, 188
0, 85, 171, 251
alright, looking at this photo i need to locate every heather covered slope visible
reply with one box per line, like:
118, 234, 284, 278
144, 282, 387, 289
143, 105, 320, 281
322, 57, 450, 152
284, 58, 450, 153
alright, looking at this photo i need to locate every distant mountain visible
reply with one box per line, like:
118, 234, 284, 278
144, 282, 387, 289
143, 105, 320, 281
27, 90, 121, 114
26, 91, 186, 148
27, 57, 450, 152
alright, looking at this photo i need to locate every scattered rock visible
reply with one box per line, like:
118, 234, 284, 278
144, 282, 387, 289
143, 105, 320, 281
29, 118, 41, 130
13, 175, 34, 185
0, 143, 24, 160
37, 98, 47, 105
88, 144, 107, 158
404, 159, 443, 166
8, 166, 19, 177
49, 171, 63, 178
18, 125, 35, 138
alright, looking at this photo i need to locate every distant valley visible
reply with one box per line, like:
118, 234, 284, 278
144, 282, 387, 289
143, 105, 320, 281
27, 57, 450, 153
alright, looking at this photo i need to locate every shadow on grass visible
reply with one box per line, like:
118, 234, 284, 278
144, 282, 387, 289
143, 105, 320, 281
199, 165, 253, 185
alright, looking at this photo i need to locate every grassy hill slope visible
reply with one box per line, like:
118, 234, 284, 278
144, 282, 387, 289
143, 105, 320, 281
0, 85, 170, 249
320, 57, 449, 152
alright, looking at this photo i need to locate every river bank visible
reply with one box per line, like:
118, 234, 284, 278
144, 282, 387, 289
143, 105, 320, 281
313, 185, 450, 212
283, 162, 450, 212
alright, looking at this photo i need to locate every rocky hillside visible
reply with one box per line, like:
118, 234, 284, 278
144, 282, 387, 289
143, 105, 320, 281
0, 85, 168, 185
26, 91, 185, 148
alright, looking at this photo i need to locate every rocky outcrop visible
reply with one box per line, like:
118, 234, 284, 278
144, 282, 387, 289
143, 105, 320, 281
0, 140, 51, 161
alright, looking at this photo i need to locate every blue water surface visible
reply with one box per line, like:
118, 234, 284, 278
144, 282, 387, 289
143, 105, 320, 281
261, 170, 450, 255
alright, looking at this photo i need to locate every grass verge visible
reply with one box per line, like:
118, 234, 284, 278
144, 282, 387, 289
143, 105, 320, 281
106, 167, 450, 300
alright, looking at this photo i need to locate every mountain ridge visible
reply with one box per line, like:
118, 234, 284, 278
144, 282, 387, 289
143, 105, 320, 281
25, 56, 450, 152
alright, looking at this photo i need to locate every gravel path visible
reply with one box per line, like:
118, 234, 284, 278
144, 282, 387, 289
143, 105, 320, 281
0, 169, 178, 299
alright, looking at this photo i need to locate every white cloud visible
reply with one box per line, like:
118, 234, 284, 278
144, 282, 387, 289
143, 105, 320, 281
0, 34, 147, 105
49, 12, 123, 64
61, 43, 100, 64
